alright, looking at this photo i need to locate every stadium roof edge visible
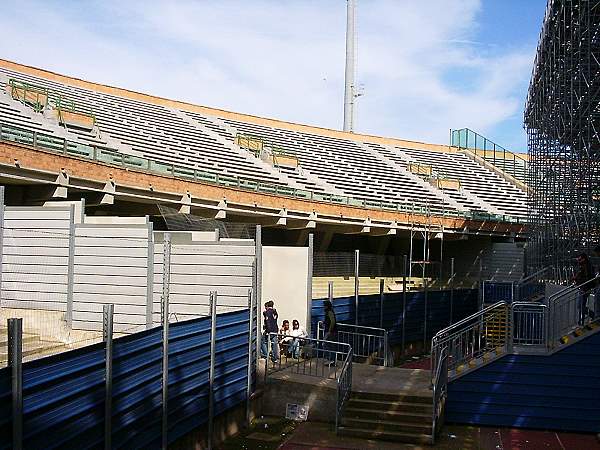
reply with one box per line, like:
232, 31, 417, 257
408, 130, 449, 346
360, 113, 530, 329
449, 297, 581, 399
0, 58, 457, 154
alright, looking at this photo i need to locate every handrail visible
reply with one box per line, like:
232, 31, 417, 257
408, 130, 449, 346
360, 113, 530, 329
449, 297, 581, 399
0, 120, 526, 224
519, 266, 550, 284
317, 321, 390, 367
335, 347, 353, 433
432, 301, 507, 339
431, 347, 448, 444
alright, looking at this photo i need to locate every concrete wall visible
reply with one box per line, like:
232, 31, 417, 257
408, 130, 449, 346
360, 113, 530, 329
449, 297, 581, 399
153, 232, 255, 323
1, 205, 77, 311
71, 220, 153, 333
261, 246, 310, 330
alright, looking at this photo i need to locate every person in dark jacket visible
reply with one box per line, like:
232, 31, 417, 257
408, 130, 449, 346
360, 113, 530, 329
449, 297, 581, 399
323, 300, 337, 366
260, 300, 279, 362
572, 253, 595, 325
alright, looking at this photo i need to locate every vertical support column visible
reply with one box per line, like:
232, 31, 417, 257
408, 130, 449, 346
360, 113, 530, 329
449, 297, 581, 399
354, 249, 359, 325
245, 289, 254, 427
146, 220, 154, 329
379, 278, 384, 329
9, 318, 23, 450
208, 291, 218, 450
255, 225, 262, 355
66, 204, 75, 328
402, 254, 407, 356
450, 258, 455, 325
0, 185, 5, 304
306, 233, 313, 336
478, 256, 484, 310
408, 230, 413, 279
161, 233, 171, 450
328, 281, 334, 302
103, 304, 114, 450
423, 276, 429, 350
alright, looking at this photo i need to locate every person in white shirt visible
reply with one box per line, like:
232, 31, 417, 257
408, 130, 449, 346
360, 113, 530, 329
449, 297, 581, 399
279, 320, 293, 356
290, 319, 308, 359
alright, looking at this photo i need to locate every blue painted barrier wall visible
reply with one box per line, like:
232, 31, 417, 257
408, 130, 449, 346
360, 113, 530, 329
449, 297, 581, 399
0, 308, 253, 450
312, 288, 478, 345
447, 331, 600, 433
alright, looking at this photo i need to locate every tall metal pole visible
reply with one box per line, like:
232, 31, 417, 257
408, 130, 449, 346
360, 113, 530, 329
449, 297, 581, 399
450, 258, 455, 325
379, 278, 384, 329
9, 318, 23, 450
354, 249, 360, 325
343, 0, 356, 132
103, 304, 114, 450
208, 291, 218, 450
245, 289, 254, 427
161, 233, 171, 450
402, 254, 407, 356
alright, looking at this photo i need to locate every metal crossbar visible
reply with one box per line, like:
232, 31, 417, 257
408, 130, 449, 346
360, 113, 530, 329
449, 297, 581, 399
317, 321, 390, 367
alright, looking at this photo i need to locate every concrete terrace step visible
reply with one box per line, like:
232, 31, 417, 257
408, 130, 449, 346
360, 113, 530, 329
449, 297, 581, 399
345, 406, 433, 424
336, 426, 432, 445
350, 390, 432, 405
346, 399, 433, 417
341, 416, 432, 435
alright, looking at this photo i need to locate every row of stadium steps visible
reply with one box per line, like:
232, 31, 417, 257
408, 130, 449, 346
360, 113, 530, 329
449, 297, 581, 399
338, 378, 434, 444
311, 276, 430, 298
0, 69, 295, 190
0, 64, 529, 220
0, 324, 66, 364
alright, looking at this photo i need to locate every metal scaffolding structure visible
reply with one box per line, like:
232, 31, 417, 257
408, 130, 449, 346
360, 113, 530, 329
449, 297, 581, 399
524, 0, 600, 281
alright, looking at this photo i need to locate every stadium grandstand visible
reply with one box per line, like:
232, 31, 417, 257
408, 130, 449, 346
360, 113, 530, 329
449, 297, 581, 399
0, 0, 599, 448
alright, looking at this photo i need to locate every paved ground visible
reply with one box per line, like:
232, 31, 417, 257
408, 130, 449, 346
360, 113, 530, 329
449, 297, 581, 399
219, 417, 600, 450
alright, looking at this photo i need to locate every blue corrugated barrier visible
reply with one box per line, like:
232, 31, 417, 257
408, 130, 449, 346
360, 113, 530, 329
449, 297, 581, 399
447, 331, 600, 432
312, 288, 478, 346
0, 308, 252, 450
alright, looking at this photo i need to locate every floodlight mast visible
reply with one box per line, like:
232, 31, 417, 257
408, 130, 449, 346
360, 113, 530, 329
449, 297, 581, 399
343, 0, 356, 132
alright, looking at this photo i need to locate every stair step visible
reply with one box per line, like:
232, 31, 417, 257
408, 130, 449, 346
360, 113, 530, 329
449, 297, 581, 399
346, 399, 432, 415
350, 391, 432, 404
344, 407, 433, 424
341, 417, 431, 434
337, 426, 432, 445
0, 333, 40, 348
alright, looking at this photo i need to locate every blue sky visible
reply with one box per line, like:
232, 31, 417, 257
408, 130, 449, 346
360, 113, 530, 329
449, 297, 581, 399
0, 0, 546, 152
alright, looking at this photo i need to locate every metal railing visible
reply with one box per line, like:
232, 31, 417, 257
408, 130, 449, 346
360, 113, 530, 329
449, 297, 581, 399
263, 332, 353, 433
264, 332, 352, 380
336, 348, 353, 433
317, 321, 391, 367
431, 301, 509, 376
482, 280, 514, 304
511, 302, 548, 349
0, 120, 525, 224
431, 347, 448, 445
547, 275, 600, 347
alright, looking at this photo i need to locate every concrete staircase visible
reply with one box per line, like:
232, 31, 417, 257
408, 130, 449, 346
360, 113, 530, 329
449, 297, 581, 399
0, 325, 66, 364
338, 390, 434, 444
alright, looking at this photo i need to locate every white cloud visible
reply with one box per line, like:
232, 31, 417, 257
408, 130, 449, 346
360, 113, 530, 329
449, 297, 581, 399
0, 0, 535, 148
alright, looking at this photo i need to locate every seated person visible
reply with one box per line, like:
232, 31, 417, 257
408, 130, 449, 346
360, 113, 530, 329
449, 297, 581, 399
290, 319, 308, 359
279, 320, 293, 356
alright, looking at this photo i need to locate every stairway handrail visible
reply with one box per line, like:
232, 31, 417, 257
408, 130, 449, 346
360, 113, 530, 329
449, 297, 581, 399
546, 275, 600, 305
431, 346, 448, 445
518, 266, 550, 284
432, 301, 507, 341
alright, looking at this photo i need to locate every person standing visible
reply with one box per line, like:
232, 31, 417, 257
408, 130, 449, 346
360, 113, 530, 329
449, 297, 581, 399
261, 301, 280, 362
573, 253, 595, 326
323, 300, 338, 366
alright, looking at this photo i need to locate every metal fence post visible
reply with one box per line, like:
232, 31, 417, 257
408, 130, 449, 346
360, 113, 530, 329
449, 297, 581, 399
379, 278, 384, 329
208, 291, 218, 450
354, 249, 359, 325
161, 233, 172, 450
255, 225, 262, 356
66, 204, 75, 328
9, 318, 23, 450
103, 304, 114, 450
450, 258, 455, 325
402, 254, 407, 356
245, 289, 254, 427
0, 185, 5, 303
423, 277, 429, 350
